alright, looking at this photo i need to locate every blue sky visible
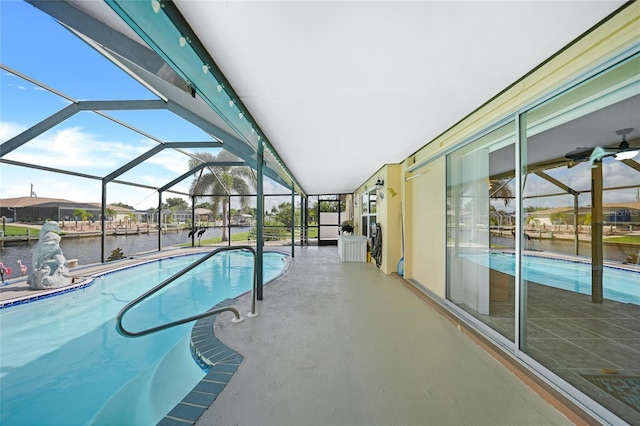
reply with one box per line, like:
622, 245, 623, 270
0, 1, 286, 211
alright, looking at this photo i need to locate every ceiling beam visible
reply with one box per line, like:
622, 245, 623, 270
159, 161, 247, 193
0, 158, 185, 195
533, 170, 580, 196
0, 99, 165, 157
0, 103, 81, 157
621, 158, 640, 173
166, 101, 293, 190
103, 141, 223, 183
26, 0, 188, 93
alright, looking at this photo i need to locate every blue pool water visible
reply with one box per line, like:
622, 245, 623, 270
0, 250, 287, 425
466, 251, 639, 305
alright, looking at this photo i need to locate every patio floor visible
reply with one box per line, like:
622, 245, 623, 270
191, 246, 585, 426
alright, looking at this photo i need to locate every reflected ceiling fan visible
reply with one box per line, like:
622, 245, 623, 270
565, 128, 638, 167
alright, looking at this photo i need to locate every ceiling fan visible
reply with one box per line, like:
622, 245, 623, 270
564, 128, 638, 167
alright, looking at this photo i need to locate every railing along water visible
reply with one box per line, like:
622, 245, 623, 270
115, 246, 257, 337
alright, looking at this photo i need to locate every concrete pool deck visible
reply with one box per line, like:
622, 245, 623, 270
194, 246, 588, 426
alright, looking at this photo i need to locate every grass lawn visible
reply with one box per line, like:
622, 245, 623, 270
178, 227, 321, 247
604, 235, 640, 245
179, 231, 251, 247
2, 225, 40, 237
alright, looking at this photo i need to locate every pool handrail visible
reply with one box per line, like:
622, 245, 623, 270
115, 245, 257, 338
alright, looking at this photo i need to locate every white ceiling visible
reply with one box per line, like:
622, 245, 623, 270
49, 1, 627, 195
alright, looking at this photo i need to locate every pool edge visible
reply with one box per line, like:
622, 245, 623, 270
158, 298, 243, 426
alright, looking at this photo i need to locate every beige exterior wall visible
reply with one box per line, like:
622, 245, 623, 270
353, 3, 638, 288
381, 164, 402, 275
404, 157, 446, 298
398, 2, 637, 297
353, 164, 402, 275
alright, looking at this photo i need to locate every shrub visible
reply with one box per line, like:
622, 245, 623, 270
107, 247, 125, 261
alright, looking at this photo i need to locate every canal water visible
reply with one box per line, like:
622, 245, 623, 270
0, 227, 250, 278
490, 235, 638, 264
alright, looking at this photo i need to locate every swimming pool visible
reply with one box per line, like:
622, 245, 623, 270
0, 249, 287, 425
464, 251, 639, 305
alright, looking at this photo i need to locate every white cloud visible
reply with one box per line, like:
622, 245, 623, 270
140, 174, 174, 188
263, 179, 278, 195
603, 191, 636, 204
603, 160, 640, 188
0, 121, 27, 142
3, 125, 150, 171
145, 149, 191, 174
107, 185, 159, 209
0, 181, 33, 199
1, 168, 98, 201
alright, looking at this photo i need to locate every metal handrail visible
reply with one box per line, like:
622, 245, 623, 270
116, 245, 257, 337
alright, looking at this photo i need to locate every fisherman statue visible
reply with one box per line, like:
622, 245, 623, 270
27, 221, 72, 289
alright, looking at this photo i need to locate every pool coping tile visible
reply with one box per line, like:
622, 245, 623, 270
157, 298, 244, 425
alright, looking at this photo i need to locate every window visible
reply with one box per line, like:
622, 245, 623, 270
519, 55, 639, 424
446, 121, 516, 342
446, 53, 640, 423
361, 190, 377, 240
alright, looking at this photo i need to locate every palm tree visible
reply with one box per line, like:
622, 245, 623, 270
582, 213, 592, 233
105, 208, 117, 229
124, 212, 135, 229
189, 151, 256, 242
489, 178, 514, 207
550, 211, 568, 230
526, 215, 540, 230
73, 208, 92, 231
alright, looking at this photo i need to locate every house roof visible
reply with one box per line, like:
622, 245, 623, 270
532, 202, 640, 216
0, 197, 133, 212
1, 196, 73, 208
87, 203, 134, 213
0, 196, 97, 210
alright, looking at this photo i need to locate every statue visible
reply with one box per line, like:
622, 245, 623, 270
27, 221, 72, 290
